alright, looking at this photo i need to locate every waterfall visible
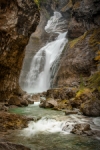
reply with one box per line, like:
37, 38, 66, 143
20, 12, 68, 93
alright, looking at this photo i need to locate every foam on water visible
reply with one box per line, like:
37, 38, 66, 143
21, 114, 92, 137
93, 117, 100, 127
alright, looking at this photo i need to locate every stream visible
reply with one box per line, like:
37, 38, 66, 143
7, 102, 100, 150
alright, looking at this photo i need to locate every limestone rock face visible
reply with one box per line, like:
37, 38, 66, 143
53, 32, 96, 87
68, 0, 100, 39
0, 0, 40, 101
52, 0, 100, 88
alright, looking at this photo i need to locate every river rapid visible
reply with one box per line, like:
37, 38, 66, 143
7, 102, 100, 150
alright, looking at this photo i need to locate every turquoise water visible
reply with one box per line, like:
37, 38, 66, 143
8, 103, 100, 150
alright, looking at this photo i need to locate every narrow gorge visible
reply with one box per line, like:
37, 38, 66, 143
0, 0, 100, 150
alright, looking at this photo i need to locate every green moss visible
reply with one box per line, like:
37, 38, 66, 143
89, 28, 100, 50
34, 0, 46, 8
89, 72, 100, 91
76, 88, 91, 98
69, 31, 87, 48
89, 28, 100, 64
79, 75, 85, 90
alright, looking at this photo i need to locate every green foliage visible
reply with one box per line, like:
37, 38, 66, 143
34, 0, 40, 8
34, 0, 46, 8
69, 31, 87, 48
89, 72, 100, 91
89, 28, 100, 68
76, 88, 91, 98
79, 75, 85, 90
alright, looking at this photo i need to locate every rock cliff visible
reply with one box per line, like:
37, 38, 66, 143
0, 0, 40, 101
53, 0, 100, 88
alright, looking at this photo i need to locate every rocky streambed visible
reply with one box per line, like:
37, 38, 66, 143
0, 100, 100, 150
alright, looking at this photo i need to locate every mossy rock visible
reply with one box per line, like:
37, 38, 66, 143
89, 71, 100, 91
57, 99, 72, 110
69, 31, 88, 48
76, 88, 92, 98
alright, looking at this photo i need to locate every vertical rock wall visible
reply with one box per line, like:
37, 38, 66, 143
0, 0, 40, 101
52, 0, 100, 87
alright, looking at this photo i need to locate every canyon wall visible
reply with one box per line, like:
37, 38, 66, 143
0, 0, 40, 101
53, 0, 100, 88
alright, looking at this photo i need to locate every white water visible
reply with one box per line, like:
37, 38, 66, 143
24, 12, 67, 93
93, 117, 100, 127
21, 102, 94, 137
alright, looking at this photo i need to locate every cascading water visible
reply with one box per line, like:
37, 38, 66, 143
21, 12, 67, 93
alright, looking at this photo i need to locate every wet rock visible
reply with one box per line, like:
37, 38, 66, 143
40, 98, 72, 110
0, 103, 8, 111
71, 123, 92, 135
22, 94, 32, 100
0, 142, 31, 150
39, 101, 45, 108
0, 112, 28, 132
21, 99, 28, 106
70, 88, 94, 108
32, 94, 40, 102
47, 99, 58, 107
46, 87, 77, 100
40, 96, 46, 101
39, 98, 57, 108
65, 110, 78, 115
57, 99, 72, 110
27, 99, 34, 104
8, 95, 28, 107
81, 99, 100, 117
22, 94, 34, 104
8, 96, 21, 106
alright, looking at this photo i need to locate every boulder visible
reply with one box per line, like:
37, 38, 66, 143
81, 99, 100, 117
8, 96, 21, 106
21, 99, 28, 106
39, 101, 45, 108
39, 98, 57, 108
57, 99, 72, 110
8, 95, 29, 107
46, 87, 77, 100
0, 142, 31, 150
47, 99, 58, 107
71, 123, 93, 135
27, 99, 34, 104
22, 94, 34, 104
0, 112, 28, 132
70, 88, 93, 108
